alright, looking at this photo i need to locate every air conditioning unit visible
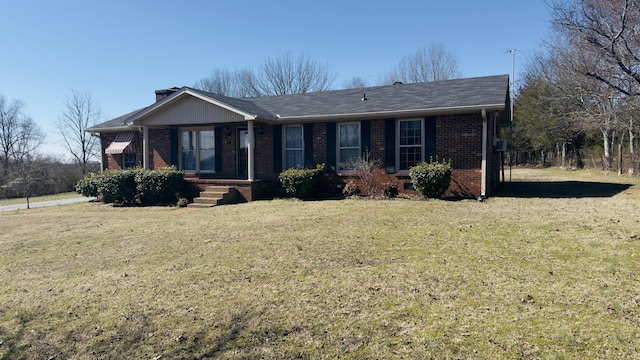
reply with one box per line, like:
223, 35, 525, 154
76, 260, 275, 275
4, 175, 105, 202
495, 139, 507, 152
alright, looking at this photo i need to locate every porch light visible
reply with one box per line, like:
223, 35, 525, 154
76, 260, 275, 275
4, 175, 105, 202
225, 127, 231, 136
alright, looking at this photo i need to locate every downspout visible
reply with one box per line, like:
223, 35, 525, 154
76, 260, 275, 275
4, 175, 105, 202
481, 108, 487, 198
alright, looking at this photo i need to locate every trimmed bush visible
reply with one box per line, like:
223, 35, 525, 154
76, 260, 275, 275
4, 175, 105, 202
279, 164, 325, 198
409, 158, 452, 198
135, 167, 185, 204
97, 169, 138, 205
74, 168, 186, 206
74, 172, 103, 198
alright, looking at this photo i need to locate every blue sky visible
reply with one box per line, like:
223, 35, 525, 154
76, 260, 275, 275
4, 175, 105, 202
0, 0, 553, 158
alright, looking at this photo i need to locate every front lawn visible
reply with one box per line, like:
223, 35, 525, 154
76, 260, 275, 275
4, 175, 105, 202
1, 168, 639, 358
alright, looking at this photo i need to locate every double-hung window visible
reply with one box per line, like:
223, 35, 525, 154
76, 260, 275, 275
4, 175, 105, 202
398, 119, 424, 171
123, 153, 137, 169
284, 125, 304, 169
338, 122, 360, 171
180, 129, 215, 172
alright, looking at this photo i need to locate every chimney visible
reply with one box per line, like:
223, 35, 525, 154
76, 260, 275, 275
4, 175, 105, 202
155, 87, 180, 102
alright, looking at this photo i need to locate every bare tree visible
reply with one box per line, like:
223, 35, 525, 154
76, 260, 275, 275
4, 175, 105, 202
383, 42, 462, 84
257, 52, 335, 95
341, 76, 369, 89
551, 0, 640, 96
13, 117, 45, 207
194, 53, 336, 97
56, 90, 102, 174
193, 67, 260, 98
0, 95, 27, 177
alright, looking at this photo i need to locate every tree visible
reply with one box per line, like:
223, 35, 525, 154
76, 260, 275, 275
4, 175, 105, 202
341, 76, 369, 89
56, 90, 102, 174
12, 117, 45, 207
382, 42, 462, 85
255, 52, 335, 96
193, 67, 260, 98
0, 95, 26, 177
551, 0, 640, 97
194, 52, 335, 97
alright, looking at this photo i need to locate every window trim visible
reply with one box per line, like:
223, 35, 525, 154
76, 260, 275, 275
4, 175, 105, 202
283, 125, 304, 169
179, 127, 216, 173
337, 121, 361, 172
396, 118, 425, 172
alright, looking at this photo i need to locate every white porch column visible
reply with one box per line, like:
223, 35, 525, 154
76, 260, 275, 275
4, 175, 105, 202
142, 126, 150, 169
247, 120, 255, 181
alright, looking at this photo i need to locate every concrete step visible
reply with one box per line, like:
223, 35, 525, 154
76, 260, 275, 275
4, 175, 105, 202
189, 186, 236, 208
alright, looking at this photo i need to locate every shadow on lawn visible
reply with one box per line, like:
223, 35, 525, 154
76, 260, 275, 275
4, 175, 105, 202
493, 181, 632, 198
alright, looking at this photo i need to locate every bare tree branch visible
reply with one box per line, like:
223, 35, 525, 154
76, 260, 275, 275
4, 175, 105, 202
56, 90, 102, 174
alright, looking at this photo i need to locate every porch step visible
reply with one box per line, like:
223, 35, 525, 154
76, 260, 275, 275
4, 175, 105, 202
188, 186, 237, 208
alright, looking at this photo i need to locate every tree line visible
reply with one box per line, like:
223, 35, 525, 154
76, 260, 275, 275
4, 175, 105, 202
511, 0, 640, 174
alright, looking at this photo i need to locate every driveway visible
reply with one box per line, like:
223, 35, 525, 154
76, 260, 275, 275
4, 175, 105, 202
0, 197, 96, 212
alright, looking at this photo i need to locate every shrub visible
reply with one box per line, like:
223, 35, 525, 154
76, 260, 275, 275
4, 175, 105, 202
279, 164, 325, 198
340, 151, 383, 197
97, 169, 138, 205
342, 182, 360, 197
382, 182, 399, 198
409, 158, 452, 198
74, 172, 102, 198
135, 167, 185, 204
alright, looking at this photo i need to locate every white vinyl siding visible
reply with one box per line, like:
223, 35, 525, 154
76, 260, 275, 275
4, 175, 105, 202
180, 128, 215, 172
338, 122, 360, 171
284, 125, 304, 169
398, 119, 424, 171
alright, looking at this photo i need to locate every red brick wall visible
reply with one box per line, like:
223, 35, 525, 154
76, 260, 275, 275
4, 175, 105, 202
149, 129, 171, 169
99, 112, 501, 199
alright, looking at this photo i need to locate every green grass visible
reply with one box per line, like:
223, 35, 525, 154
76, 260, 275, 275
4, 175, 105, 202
1, 168, 639, 359
0, 192, 82, 206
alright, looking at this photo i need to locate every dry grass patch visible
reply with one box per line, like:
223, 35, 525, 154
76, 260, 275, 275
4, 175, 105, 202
1, 168, 639, 358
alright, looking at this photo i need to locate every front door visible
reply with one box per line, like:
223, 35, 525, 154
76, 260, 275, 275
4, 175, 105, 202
237, 129, 249, 179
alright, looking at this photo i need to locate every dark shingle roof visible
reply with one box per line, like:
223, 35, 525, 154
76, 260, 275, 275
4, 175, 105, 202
88, 75, 508, 131
245, 75, 508, 119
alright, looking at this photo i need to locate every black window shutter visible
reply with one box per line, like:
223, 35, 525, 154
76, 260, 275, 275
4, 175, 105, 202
361, 120, 371, 157
273, 124, 282, 172
425, 116, 436, 159
304, 123, 313, 167
384, 119, 396, 173
326, 122, 336, 172
215, 127, 223, 172
169, 128, 178, 167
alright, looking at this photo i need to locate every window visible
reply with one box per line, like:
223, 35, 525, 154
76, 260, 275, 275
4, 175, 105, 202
398, 119, 423, 171
123, 153, 137, 169
338, 122, 360, 171
180, 129, 215, 172
284, 126, 303, 169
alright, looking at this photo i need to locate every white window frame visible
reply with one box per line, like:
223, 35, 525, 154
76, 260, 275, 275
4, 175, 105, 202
397, 118, 425, 172
179, 127, 216, 173
337, 122, 361, 172
283, 125, 304, 169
